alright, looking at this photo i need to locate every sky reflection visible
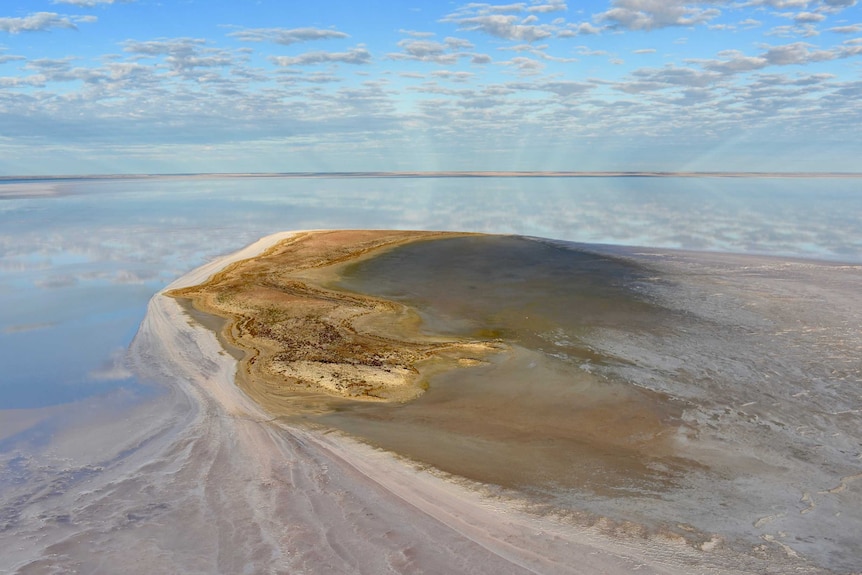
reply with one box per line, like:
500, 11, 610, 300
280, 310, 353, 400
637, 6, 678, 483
0, 175, 860, 409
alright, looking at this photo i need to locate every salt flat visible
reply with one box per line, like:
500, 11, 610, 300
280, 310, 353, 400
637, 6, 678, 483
2, 230, 859, 574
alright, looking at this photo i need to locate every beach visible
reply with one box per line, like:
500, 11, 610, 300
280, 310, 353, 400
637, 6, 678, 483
138, 230, 861, 573
4, 228, 859, 574
127, 230, 731, 574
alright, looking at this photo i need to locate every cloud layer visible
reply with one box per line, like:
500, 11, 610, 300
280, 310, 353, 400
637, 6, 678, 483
0, 0, 860, 173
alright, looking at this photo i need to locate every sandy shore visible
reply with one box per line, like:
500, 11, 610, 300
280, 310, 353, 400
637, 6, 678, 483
6, 230, 839, 573
119, 230, 822, 574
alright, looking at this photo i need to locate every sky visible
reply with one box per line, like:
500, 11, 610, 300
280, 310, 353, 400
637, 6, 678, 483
0, 0, 860, 175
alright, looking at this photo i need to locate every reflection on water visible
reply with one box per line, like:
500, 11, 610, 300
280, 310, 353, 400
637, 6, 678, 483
1, 174, 860, 406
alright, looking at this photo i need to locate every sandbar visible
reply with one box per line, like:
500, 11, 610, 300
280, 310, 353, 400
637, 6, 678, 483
167, 230, 503, 409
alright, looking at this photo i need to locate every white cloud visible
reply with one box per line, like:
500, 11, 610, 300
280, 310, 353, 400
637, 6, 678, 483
52, 0, 126, 6
692, 41, 859, 74
528, 1, 568, 13
88, 349, 133, 382
792, 11, 826, 23
501, 55, 545, 74
558, 22, 602, 36
443, 5, 561, 41
430, 70, 475, 83
399, 29, 436, 38
0, 12, 94, 34
271, 47, 372, 67
389, 39, 458, 64
0, 53, 26, 64
597, 0, 722, 31
535, 80, 592, 97
453, 14, 555, 40
746, 0, 811, 7
228, 27, 348, 45
829, 23, 862, 33
123, 38, 235, 76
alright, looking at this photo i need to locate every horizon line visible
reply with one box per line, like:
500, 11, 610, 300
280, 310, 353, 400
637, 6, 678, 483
3, 170, 862, 181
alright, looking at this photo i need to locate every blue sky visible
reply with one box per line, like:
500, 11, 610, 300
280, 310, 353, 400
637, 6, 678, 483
0, 0, 860, 174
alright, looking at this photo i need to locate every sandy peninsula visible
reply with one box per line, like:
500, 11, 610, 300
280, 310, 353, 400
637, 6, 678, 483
119, 229, 736, 575
26, 229, 841, 574
167, 230, 502, 411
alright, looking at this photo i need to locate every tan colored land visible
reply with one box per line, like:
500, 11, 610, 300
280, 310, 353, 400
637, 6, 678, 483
168, 230, 502, 410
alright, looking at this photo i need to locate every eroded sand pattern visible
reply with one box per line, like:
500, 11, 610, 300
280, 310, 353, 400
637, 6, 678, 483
168, 230, 503, 406
3, 230, 860, 574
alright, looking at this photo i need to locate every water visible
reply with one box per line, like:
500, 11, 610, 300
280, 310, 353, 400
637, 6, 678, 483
1, 175, 861, 573
2, 175, 859, 410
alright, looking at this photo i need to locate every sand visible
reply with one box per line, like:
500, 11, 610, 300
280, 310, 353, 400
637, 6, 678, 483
138, 231, 731, 573
125, 230, 818, 574
166, 230, 503, 407
4, 230, 842, 574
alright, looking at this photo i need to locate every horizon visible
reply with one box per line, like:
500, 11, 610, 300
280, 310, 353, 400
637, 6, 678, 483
2, 0, 862, 175
4, 169, 862, 182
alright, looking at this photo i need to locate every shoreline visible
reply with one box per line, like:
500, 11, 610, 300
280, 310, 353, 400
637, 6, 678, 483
5, 170, 862, 183
124, 229, 846, 574
141, 230, 709, 573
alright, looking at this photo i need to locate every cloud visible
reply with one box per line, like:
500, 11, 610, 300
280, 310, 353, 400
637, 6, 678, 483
596, 0, 722, 31
614, 65, 721, 93
0, 53, 26, 64
500, 43, 578, 62
271, 47, 372, 67
399, 29, 436, 38
558, 22, 602, 36
745, 0, 811, 7
528, 1, 568, 13
431, 70, 475, 83
535, 80, 593, 97
748, 0, 856, 9
387, 38, 478, 64
692, 41, 859, 73
454, 14, 555, 40
0, 12, 95, 34
443, 4, 560, 41
792, 11, 825, 23
52, 0, 127, 6
88, 349, 133, 382
829, 24, 862, 33
501, 55, 545, 74
228, 27, 348, 45
123, 38, 236, 76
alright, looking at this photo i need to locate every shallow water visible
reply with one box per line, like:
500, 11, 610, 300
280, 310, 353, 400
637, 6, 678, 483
2, 176, 862, 573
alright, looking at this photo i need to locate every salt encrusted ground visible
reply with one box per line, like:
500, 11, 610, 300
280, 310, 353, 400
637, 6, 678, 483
3, 230, 856, 574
